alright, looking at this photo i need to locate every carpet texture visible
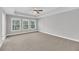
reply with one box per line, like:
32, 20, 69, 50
0, 32, 79, 51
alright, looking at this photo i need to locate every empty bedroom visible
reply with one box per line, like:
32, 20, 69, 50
0, 7, 79, 51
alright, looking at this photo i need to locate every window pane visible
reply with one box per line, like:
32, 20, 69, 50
30, 21, 35, 28
12, 20, 20, 30
31, 21, 34, 25
23, 21, 28, 29
12, 25, 15, 30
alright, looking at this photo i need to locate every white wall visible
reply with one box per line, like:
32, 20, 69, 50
39, 8, 79, 42
2, 10, 6, 40
0, 8, 2, 45
0, 8, 6, 47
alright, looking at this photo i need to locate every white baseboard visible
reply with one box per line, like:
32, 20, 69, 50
7, 30, 38, 36
39, 31, 79, 42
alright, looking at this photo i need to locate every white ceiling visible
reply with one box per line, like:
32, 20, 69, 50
2, 7, 79, 18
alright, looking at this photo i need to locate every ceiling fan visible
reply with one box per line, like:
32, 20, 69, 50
33, 8, 43, 16
14, 8, 43, 17
33, 9, 43, 14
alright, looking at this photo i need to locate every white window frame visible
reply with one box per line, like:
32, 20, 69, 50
22, 19, 29, 30
29, 20, 36, 30
11, 18, 21, 32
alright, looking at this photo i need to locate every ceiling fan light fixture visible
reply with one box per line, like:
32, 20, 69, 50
32, 8, 43, 16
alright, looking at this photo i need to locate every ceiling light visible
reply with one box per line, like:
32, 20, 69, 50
32, 8, 43, 16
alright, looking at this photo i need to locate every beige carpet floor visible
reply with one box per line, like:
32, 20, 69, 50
0, 32, 79, 51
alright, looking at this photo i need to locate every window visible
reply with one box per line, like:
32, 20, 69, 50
30, 21, 35, 28
11, 18, 37, 32
30, 20, 36, 29
22, 19, 28, 30
11, 18, 21, 31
